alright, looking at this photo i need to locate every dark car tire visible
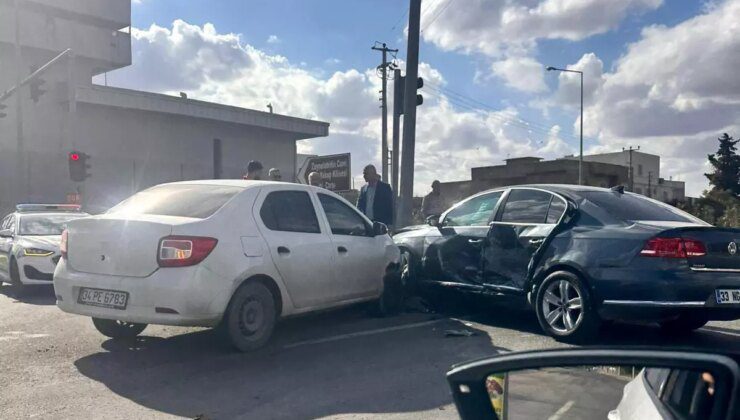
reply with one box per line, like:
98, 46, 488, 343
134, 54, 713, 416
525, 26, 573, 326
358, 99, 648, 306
659, 314, 708, 333
92, 318, 147, 339
373, 270, 404, 317
8, 258, 27, 297
534, 270, 600, 343
223, 282, 277, 352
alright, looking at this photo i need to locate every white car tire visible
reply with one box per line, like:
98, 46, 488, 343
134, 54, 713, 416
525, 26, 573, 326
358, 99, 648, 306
223, 282, 277, 352
92, 318, 147, 339
8, 258, 27, 297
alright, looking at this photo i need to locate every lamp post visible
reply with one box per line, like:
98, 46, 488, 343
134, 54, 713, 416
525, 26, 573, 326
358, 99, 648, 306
547, 66, 583, 185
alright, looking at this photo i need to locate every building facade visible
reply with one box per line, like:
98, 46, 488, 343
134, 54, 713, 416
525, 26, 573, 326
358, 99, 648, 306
0, 0, 328, 213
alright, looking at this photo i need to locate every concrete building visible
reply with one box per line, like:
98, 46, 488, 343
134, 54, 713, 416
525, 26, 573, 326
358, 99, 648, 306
575, 150, 686, 203
439, 157, 629, 204
0, 0, 328, 213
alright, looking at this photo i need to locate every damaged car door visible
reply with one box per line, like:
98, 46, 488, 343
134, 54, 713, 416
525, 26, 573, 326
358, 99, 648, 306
483, 188, 567, 292
430, 191, 504, 285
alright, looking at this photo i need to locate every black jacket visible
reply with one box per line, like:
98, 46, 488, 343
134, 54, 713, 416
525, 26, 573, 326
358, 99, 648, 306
357, 181, 394, 225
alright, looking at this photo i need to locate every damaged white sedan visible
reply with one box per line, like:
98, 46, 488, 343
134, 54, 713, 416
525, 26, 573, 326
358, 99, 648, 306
54, 180, 401, 351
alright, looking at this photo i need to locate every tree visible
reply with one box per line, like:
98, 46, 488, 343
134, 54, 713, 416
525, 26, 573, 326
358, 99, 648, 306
705, 133, 740, 196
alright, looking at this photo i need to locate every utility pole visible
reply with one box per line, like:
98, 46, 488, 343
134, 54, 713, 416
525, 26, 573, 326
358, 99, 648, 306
14, 0, 24, 200
398, 0, 422, 227
371, 43, 397, 183
391, 68, 402, 203
623, 146, 640, 191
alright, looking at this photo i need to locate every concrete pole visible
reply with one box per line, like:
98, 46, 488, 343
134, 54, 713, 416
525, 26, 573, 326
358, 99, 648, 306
398, 0, 422, 227
391, 68, 401, 202
14, 0, 24, 200
579, 72, 583, 186
381, 46, 388, 182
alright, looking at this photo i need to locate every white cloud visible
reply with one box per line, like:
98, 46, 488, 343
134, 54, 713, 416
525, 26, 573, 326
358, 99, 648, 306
575, 0, 740, 195
421, 0, 663, 58
266, 34, 280, 44
491, 56, 547, 93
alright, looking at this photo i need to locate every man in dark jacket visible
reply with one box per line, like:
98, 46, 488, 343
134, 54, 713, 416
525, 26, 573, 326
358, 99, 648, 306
357, 164, 394, 227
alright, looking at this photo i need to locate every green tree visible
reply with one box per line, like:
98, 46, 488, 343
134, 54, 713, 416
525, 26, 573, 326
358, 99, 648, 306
705, 133, 740, 196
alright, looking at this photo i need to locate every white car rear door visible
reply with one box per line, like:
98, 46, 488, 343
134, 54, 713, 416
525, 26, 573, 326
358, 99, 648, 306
316, 192, 385, 300
254, 186, 338, 309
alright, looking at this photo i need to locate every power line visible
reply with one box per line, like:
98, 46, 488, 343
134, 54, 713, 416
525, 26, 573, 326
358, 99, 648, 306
421, 0, 455, 33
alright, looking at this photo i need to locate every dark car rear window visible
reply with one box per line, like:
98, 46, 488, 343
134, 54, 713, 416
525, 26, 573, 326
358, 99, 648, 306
581, 191, 702, 223
108, 184, 243, 219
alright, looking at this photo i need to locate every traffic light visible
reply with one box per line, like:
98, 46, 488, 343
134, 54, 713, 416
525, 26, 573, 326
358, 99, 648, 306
29, 65, 46, 103
0, 102, 6, 118
393, 76, 424, 116
68, 151, 91, 182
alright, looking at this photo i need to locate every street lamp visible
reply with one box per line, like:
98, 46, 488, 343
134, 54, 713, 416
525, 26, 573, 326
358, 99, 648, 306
547, 66, 584, 185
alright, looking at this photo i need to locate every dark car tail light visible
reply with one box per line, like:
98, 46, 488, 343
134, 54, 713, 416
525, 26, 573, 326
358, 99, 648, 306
157, 236, 218, 267
640, 237, 707, 258
60, 229, 68, 259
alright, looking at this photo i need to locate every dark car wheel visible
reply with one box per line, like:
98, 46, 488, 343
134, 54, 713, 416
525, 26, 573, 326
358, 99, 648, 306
373, 270, 404, 317
399, 249, 417, 294
659, 314, 708, 333
8, 258, 27, 297
223, 282, 277, 352
535, 271, 599, 342
92, 318, 147, 339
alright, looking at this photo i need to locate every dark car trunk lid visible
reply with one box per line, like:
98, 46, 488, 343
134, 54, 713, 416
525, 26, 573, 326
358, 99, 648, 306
677, 226, 740, 271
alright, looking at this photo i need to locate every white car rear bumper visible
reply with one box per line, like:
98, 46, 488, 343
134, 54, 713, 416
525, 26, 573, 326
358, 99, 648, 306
53, 259, 230, 327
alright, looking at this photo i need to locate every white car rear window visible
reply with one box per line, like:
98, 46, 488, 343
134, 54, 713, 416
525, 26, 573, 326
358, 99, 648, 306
108, 184, 242, 219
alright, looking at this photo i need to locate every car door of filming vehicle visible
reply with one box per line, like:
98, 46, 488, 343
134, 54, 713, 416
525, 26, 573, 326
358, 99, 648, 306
483, 188, 567, 291
430, 191, 504, 285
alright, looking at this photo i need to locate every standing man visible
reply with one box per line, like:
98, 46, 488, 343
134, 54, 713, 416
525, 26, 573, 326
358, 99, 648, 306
357, 164, 393, 227
422, 180, 446, 218
243, 160, 263, 180
308, 171, 322, 186
268, 168, 282, 181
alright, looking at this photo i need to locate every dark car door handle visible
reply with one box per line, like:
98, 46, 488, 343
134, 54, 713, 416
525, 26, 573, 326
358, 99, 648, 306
277, 246, 290, 255
529, 238, 545, 246
337, 246, 348, 254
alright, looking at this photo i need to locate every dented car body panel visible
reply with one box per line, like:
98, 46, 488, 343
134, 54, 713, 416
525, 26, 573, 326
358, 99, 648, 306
393, 184, 740, 323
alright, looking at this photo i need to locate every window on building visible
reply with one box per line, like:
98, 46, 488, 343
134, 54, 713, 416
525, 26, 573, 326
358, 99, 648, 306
500, 189, 553, 224
663, 191, 669, 201
260, 191, 320, 233
318, 193, 370, 236
444, 191, 503, 226
638, 164, 643, 176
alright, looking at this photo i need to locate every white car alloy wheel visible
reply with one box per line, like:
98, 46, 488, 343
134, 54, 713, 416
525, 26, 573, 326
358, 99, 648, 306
540, 278, 584, 334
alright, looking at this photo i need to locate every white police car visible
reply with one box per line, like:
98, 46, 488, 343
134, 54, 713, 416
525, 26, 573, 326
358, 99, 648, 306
0, 204, 89, 295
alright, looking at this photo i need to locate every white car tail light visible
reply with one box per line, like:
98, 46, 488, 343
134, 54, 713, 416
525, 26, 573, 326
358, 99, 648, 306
157, 236, 218, 267
60, 229, 68, 259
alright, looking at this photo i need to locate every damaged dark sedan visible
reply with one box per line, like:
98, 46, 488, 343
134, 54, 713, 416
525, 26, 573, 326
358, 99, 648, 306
393, 185, 740, 341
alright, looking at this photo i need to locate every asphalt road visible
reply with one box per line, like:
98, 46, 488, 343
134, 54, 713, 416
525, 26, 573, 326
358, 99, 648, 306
1, 285, 738, 419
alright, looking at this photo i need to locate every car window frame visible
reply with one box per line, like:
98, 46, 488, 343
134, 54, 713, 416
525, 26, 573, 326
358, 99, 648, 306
493, 187, 568, 226
440, 190, 505, 227
317, 192, 373, 237
259, 189, 322, 235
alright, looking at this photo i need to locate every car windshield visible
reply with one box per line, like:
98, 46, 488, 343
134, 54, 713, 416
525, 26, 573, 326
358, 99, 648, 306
108, 184, 243, 219
18, 214, 86, 236
581, 191, 707, 224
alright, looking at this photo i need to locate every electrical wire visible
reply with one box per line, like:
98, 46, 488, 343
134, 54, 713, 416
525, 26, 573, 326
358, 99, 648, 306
421, 0, 455, 33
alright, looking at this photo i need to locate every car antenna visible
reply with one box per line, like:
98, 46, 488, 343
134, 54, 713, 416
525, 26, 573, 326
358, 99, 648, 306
610, 185, 625, 194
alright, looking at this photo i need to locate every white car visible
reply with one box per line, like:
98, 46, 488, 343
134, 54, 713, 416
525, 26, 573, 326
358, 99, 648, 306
54, 180, 401, 351
0, 204, 89, 295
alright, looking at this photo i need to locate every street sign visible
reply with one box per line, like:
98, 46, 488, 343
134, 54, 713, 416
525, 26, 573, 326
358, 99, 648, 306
303, 153, 351, 191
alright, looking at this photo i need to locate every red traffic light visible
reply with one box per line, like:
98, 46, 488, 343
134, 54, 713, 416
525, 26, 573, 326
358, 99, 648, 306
69, 152, 80, 161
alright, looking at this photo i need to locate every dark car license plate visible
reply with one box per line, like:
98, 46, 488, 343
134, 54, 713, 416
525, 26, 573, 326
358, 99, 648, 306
78, 287, 128, 310
715, 289, 740, 304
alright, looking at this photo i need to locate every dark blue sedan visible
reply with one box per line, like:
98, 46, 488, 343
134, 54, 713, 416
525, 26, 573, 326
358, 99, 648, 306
393, 184, 740, 341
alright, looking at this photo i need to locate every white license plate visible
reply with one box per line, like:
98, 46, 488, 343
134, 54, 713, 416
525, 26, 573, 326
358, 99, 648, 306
78, 287, 128, 310
715, 289, 740, 304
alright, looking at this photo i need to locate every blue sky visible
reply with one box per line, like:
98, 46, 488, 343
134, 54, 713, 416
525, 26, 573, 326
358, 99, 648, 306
118, 0, 739, 195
